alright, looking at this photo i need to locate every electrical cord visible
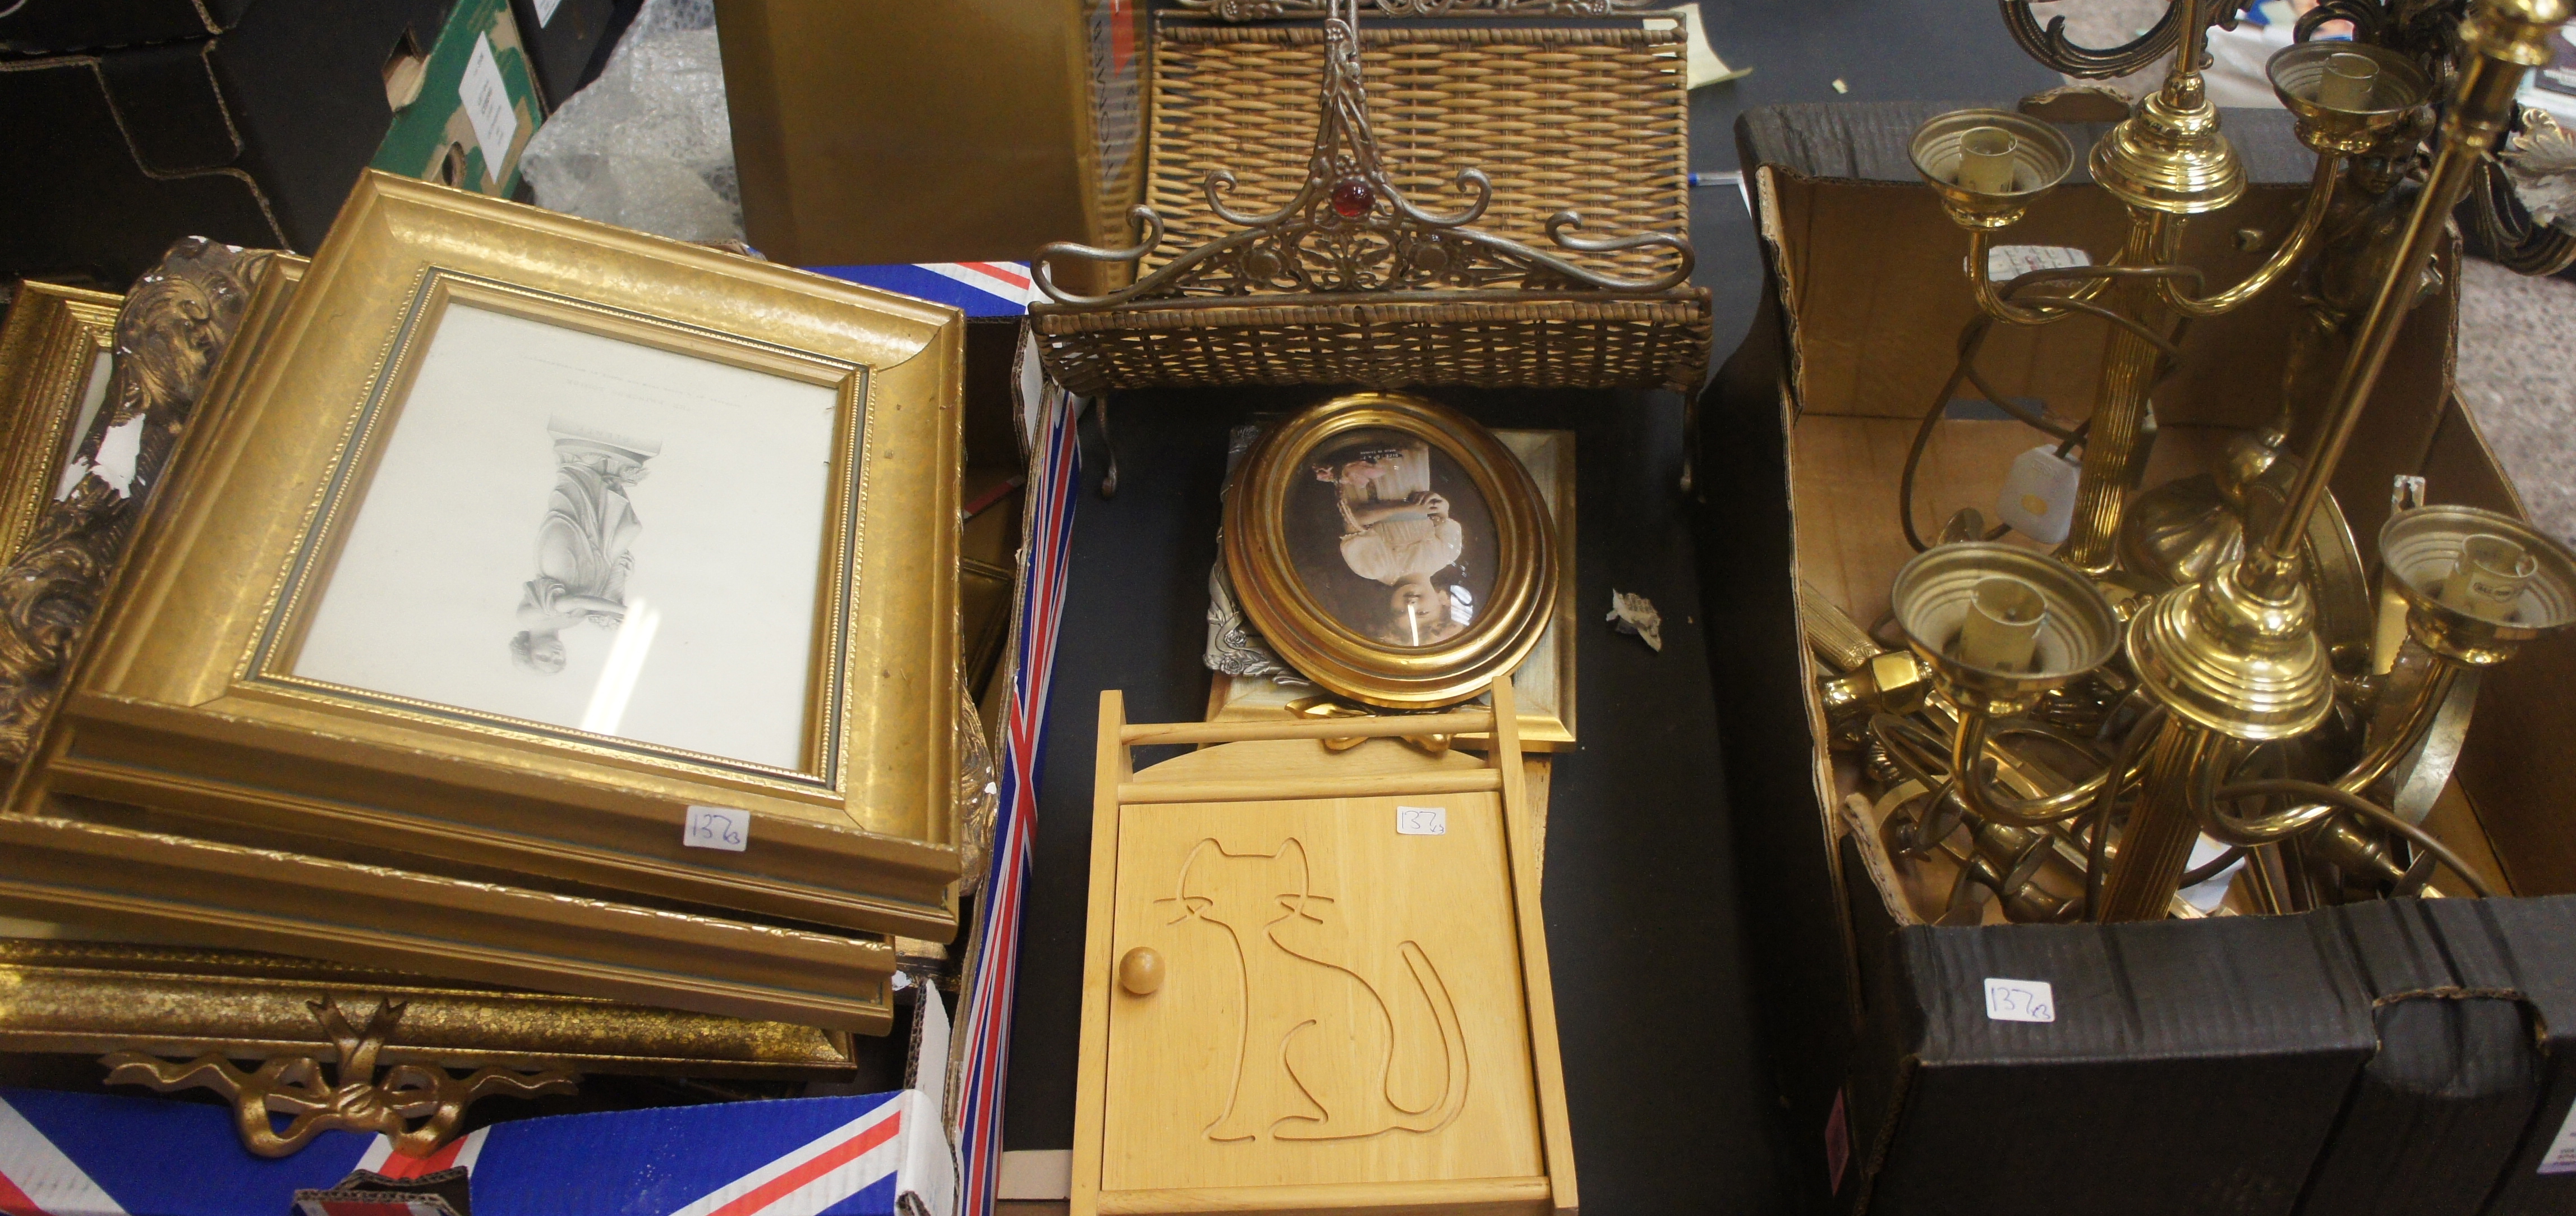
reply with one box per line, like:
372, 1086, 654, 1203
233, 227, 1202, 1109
2210, 778, 2498, 898
2177, 846, 2246, 889
1899, 263, 2201, 552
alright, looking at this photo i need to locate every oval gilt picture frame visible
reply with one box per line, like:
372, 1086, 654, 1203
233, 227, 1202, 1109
1223, 392, 1557, 709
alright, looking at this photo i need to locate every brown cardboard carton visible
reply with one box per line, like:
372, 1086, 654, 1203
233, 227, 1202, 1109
1703, 99, 2576, 1215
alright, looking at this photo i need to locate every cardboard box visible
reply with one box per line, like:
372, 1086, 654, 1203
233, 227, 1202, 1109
0, 1084, 954, 1215
712, 0, 1146, 283
371, 0, 546, 198
1698, 100, 2576, 1214
508, 0, 621, 107
0, 0, 255, 55
0, 0, 454, 284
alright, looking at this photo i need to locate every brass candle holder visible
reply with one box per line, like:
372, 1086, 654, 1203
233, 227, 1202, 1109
1873, 546, 2121, 922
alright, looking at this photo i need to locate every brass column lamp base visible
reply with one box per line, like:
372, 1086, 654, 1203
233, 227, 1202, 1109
2094, 721, 2237, 923
2097, 559, 2334, 920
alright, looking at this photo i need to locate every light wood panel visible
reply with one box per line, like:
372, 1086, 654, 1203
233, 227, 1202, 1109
1075, 682, 1575, 1215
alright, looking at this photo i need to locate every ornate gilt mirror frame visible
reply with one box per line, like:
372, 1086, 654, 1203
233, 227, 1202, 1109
0, 283, 122, 566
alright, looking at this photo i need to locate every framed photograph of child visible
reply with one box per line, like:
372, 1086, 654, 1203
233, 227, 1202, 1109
1223, 393, 1557, 710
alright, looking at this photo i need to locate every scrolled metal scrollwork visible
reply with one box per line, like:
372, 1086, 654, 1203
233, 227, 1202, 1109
1998, 0, 2235, 79
2473, 108, 2576, 276
104, 995, 576, 1158
1033, 0, 1693, 310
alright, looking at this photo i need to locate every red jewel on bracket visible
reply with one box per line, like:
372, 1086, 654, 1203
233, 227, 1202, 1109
1330, 180, 1375, 219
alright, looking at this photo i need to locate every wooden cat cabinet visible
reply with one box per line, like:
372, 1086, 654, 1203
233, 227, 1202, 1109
1072, 680, 1577, 1215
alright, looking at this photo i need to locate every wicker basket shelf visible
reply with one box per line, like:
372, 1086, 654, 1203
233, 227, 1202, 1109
1031, 10, 1712, 396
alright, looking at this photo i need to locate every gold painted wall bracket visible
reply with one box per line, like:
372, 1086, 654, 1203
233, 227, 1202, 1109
104, 996, 577, 1158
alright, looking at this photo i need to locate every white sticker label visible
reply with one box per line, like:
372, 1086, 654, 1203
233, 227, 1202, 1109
1983, 978, 2055, 1023
533, 0, 565, 26
459, 33, 521, 188
2541, 1096, 2576, 1174
683, 805, 749, 852
1968, 244, 2092, 283
1396, 806, 1447, 836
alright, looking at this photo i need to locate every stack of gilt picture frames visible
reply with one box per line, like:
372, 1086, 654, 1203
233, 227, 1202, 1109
0, 172, 972, 1041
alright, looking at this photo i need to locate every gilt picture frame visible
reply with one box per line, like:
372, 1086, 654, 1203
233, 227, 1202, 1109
1222, 393, 1557, 709
1209, 428, 1576, 748
0, 282, 123, 563
4, 173, 967, 947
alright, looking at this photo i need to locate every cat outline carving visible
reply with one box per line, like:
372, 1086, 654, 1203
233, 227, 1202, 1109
1157, 836, 1470, 1144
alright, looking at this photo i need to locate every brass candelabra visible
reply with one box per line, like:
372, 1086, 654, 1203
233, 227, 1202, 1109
1841, 0, 2576, 924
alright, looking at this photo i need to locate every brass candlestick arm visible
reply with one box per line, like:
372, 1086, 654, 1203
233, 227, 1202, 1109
2182, 663, 2458, 847
1910, 0, 2357, 577
1863, 0, 2575, 922
1949, 711, 2115, 825
2156, 152, 2340, 316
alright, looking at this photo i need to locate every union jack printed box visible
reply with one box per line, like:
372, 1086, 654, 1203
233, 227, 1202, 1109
0, 1086, 951, 1216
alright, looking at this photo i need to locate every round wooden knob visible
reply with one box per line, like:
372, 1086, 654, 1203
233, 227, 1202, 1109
1117, 947, 1164, 995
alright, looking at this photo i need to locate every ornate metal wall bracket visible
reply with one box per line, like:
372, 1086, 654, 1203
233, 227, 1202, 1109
2476, 107, 2576, 274
104, 995, 577, 1158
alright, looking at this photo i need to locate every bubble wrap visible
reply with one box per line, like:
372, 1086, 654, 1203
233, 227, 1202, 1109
521, 0, 743, 242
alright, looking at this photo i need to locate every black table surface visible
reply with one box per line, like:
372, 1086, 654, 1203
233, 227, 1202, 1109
997, 6, 2060, 1212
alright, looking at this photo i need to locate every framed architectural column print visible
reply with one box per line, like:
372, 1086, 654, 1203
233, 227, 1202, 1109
3, 172, 967, 954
